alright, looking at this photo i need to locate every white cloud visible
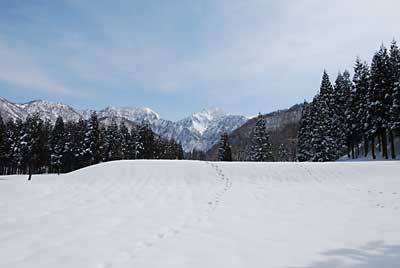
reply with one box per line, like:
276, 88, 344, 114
0, 40, 78, 96
6, 0, 399, 106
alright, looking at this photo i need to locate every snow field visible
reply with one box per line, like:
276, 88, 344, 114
0, 160, 399, 268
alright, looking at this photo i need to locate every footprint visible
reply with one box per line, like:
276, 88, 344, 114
100, 261, 112, 268
135, 241, 145, 250
100, 261, 113, 268
115, 251, 131, 262
157, 233, 164, 239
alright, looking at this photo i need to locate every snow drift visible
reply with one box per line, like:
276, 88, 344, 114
1, 160, 400, 268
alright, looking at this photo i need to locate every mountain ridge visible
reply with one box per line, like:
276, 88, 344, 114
0, 97, 247, 152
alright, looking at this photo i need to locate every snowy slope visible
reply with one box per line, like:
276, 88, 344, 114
0, 97, 25, 121
0, 98, 81, 122
201, 114, 249, 151
180, 108, 225, 135
1, 161, 400, 268
98, 107, 160, 124
20, 100, 82, 122
162, 109, 247, 152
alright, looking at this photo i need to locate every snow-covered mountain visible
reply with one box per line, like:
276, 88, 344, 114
20, 100, 82, 122
97, 107, 160, 124
159, 109, 248, 152
182, 108, 226, 135
0, 97, 247, 152
0, 97, 26, 121
0, 98, 81, 122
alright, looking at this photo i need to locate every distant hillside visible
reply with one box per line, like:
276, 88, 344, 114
206, 104, 303, 161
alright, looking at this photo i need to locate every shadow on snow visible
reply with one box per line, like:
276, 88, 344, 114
292, 241, 400, 268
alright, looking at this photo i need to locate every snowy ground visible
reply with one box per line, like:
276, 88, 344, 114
1, 160, 400, 268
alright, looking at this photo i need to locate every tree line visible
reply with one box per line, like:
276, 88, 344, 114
0, 112, 184, 177
217, 114, 276, 162
297, 40, 400, 161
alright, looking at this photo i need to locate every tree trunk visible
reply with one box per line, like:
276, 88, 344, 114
356, 144, 360, 158
364, 135, 369, 157
381, 128, 388, 159
378, 134, 382, 153
389, 129, 396, 159
371, 136, 376, 160
28, 165, 32, 181
347, 142, 351, 159
351, 144, 355, 159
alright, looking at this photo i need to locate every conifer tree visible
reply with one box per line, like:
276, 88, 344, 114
137, 123, 154, 159
129, 127, 141, 159
0, 113, 183, 174
104, 121, 122, 161
353, 58, 371, 157
334, 71, 352, 155
0, 115, 6, 175
218, 132, 232, 161
18, 119, 31, 174
278, 143, 289, 162
63, 122, 75, 172
370, 45, 392, 159
37, 119, 51, 173
389, 40, 400, 158
191, 149, 206, 160
249, 113, 273, 161
14, 119, 25, 173
72, 119, 86, 169
84, 112, 101, 165
344, 88, 358, 158
153, 136, 165, 159
176, 142, 184, 160
120, 122, 130, 159
98, 125, 107, 162
297, 102, 313, 161
4, 120, 18, 174
24, 113, 45, 179
50, 116, 65, 175
295, 40, 399, 161
310, 72, 338, 161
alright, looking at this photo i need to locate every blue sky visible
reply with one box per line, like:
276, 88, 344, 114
0, 0, 399, 120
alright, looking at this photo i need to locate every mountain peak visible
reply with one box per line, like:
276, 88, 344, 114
0, 97, 249, 152
99, 106, 160, 123
194, 107, 225, 120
